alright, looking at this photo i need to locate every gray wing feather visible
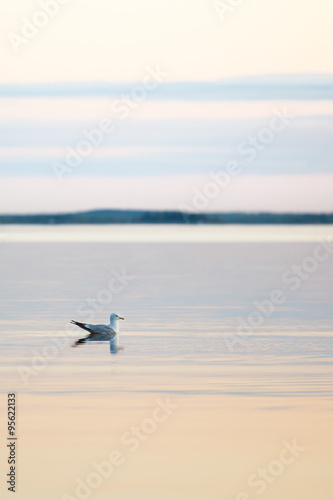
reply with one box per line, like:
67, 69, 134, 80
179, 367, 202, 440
86, 324, 116, 339
71, 320, 116, 341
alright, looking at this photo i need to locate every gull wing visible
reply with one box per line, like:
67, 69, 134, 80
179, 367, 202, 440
70, 320, 116, 340
87, 324, 117, 338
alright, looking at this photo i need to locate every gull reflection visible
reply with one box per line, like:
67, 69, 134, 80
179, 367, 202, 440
110, 335, 124, 354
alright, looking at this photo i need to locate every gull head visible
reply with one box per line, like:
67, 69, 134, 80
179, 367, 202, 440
110, 313, 125, 322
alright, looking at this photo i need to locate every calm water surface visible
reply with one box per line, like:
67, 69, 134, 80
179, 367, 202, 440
0, 225, 332, 500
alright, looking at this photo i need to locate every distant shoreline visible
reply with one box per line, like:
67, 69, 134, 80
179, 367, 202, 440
1, 210, 333, 225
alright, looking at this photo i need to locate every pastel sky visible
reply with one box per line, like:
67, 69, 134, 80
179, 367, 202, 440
3, 0, 333, 82
1, 0, 333, 213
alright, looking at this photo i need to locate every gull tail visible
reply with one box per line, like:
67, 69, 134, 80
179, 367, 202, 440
72, 337, 86, 348
71, 320, 86, 328
71, 320, 91, 332
71, 320, 90, 347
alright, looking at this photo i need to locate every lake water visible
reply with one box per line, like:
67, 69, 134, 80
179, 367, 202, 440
0, 225, 332, 500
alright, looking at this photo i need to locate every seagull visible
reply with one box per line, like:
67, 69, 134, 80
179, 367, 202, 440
71, 313, 124, 348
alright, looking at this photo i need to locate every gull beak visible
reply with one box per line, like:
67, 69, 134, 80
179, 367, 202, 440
118, 317, 125, 320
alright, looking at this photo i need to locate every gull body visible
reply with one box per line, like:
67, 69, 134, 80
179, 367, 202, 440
71, 313, 124, 347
